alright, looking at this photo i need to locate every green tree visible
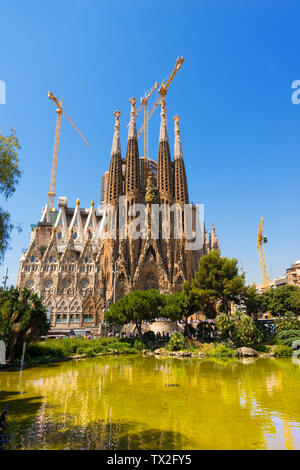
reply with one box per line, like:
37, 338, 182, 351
276, 329, 300, 347
192, 250, 247, 317
216, 311, 263, 347
0, 286, 50, 361
196, 321, 216, 342
259, 285, 300, 317
274, 311, 300, 333
244, 284, 261, 318
168, 332, 186, 351
105, 289, 165, 338
162, 282, 202, 331
0, 130, 21, 263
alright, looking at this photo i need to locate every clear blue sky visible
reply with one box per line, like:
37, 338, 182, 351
0, 0, 299, 287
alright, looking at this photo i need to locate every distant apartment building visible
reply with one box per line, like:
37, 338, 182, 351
286, 260, 300, 287
256, 275, 288, 294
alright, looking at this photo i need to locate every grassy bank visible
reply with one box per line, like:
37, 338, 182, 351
22, 336, 295, 366
26, 336, 143, 363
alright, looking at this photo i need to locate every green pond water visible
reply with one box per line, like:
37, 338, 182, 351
0, 355, 300, 450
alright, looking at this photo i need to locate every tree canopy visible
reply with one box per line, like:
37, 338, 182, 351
0, 286, 50, 361
191, 250, 247, 317
258, 284, 300, 317
104, 289, 165, 337
0, 129, 21, 264
216, 310, 263, 347
274, 311, 300, 333
162, 281, 202, 324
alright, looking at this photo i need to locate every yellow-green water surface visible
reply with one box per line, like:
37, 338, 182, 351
0, 356, 300, 450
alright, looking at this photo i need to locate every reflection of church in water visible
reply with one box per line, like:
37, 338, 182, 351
17, 98, 219, 330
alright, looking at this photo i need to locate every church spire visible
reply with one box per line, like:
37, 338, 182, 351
106, 110, 122, 204
111, 109, 121, 155
125, 97, 140, 198
210, 224, 220, 251
173, 115, 189, 204
159, 98, 169, 142
128, 96, 137, 139
174, 114, 183, 159
157, 100, 173, 203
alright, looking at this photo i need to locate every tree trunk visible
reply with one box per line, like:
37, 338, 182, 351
136, 322, 142, 340
184, 315, 190, 338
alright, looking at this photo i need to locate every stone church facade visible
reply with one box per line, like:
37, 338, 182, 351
17, 98, 219, 330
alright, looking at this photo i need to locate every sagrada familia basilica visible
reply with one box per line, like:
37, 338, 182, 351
17, 98, 220, 330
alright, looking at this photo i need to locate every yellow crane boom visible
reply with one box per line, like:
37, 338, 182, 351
47, 91, 90, 210
257, 216, 270, 290
137, 57, 185, 139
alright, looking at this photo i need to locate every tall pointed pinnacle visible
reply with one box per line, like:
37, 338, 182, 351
125, 97, 140, 198
107, 110, 123, 204
157, 99, 173, 203
128, 96, 137, 139
210, 224, 220, 251
159, 98, 169, 142
111, 110, 121, 155
173, 115, 189, 204
173, 114, 183, 159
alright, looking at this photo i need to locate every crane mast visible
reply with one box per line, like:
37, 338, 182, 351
141, 82, 158, 179
257, 216, 270, 290
48, 101, 63, 209
47, 92, 90, 210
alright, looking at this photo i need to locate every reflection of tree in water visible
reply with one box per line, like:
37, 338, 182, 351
1, 356, 300, 449
0, 390, 44, 449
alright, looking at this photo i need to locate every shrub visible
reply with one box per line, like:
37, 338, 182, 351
273, 345, 294, 357
274, 312, 300, 334
256, 323, 276, 345
107, 341, 134, 354
133, 339, 144, 351
197, 321, 216, 342
27, 337, 133, 359
142, 331, 156, 343
254, 343, 268, 353
200, 343, 215, 355
216, 311, 263, 347
83, 347, 96, 357
168, 332, 186, 351
276, 329, 300, 347
206, 344, 237, 357
184, 324, 196, 338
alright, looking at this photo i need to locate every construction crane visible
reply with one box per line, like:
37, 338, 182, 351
137, 56, 185, 146
141, 82, 159, 179
257, 216, 270, 290
47, 91, 90, 210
